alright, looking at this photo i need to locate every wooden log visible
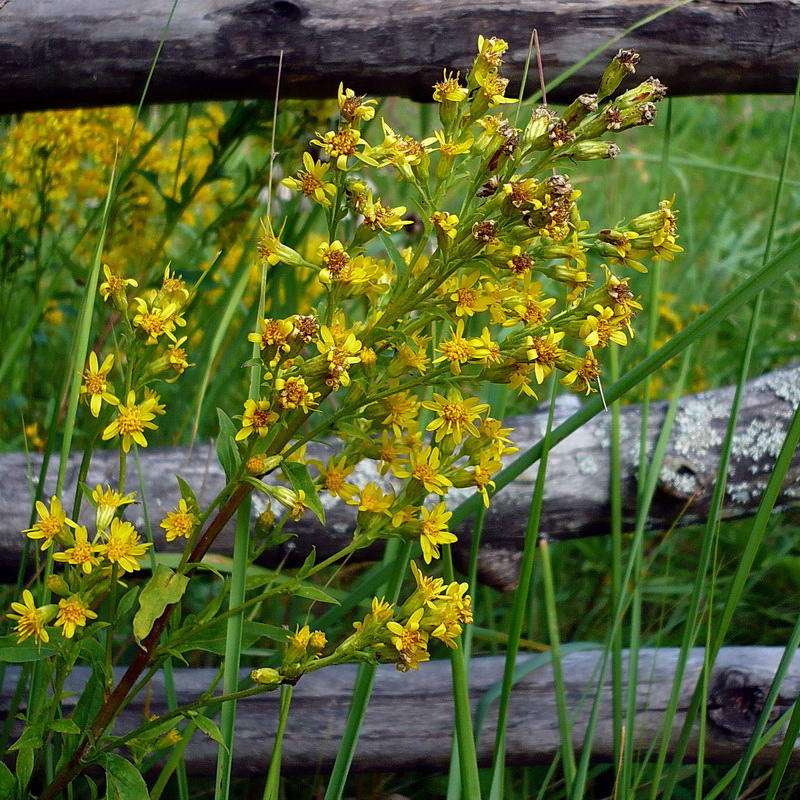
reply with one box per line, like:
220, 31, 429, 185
2, 1, 800, 114
1, 365, 798, 589
4, 648, 799, 773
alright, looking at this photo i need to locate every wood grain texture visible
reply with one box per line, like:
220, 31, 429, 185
4, 647, 799, 773
1, 365, 798, 589
1, 1, 799, 113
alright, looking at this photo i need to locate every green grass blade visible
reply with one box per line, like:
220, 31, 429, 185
662, 397, 800, 798
214, 497, 252, 800
323, 541, 413, 800
489, 377, 558, 799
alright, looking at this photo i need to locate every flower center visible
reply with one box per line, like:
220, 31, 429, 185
118, 406, 145, 435
84, 373, 107, 395
441, 402, 467, 424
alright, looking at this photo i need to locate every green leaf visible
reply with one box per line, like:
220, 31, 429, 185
216, 408, 241, 481
103, 753, 149, 800
282, 461, 325, 524
0, 762, 16, 798
292, 584, 340, 606
79, 481, 97, 508
176, 620, 288, 655
192, 714, 228, 752
49, 718, 81, 735
14, 750, 33, 796
297, 547, 316, 579
9, 723, 44, 752
116, 585, 140, 624
0, 635, 58, 662
133, 565, 189, 646
176, 475, 199, 509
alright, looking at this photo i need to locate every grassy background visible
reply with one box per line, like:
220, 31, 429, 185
1, 89, 799, 798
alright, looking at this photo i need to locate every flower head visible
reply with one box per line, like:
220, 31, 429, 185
419, 503, 457, 564
235, 398, 278, 441
23, 495, 77, 551
102, 391, 159, 452
80, 351, 119, 417
160, 498, 198, 542
7, 590, 55, 645
97, 518, 151, 573
54, 525, 102, 574
55, 595, 97, 639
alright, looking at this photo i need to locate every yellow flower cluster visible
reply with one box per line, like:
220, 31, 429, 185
237, 39, 678, 684
9, 491, 152, 644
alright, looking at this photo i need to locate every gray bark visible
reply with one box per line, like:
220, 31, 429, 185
4, 647, 799, 773
1, 1, 799, 113
1, 365, 798, 589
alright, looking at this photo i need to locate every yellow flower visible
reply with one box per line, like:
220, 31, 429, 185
316, 325, 362, 390
132, 298, 184, 345
409, 560, 447, 609
310, 128, 378, 171
470, 327, 502, 365
99, 264, 137, 303
54, 525, 102, 574
102, 391, 159, 452
471, 451, 501, 508
508, 362, 538, 398
560, 351, 601, 395
422, 130, 473, 157
256, 219, 305, 267
579, 304, 628, 348
80, 351, 119, 417
422, 388, 488, 444
160, 498, 198, 542
288, 490, 308, 521
386, 607, 430, 671
360, 192, 411, 233
430, 211, 459, 241
161, 265, 190, 305
165, 337, 193, 377
337, 83, 378, 123
275, 376, 319, 413
97, 518, 152, 573
247, 317, 294, 362
392, 446, 453, 496
235, 398, 278, 441
348, 483, 394, 515
433, 320, 479, 375
314, 455, 358, 502
419, 502, 457, 564
23, 495, 77, 551
92, 483, 136, 531
281, 151, 337, 206
449, 272, 492, 318
380, 390, 421, 436
526, 328, 566, 383
7, 590, 55, 645
54, 595, 97, 639
433, 70, 468, 103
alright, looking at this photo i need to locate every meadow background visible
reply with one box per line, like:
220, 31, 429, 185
0, 86, 799, 798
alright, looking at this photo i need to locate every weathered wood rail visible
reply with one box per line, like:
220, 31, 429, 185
1, 364, 798, 589
4, 648, 798, 773
2, 1, 800, 114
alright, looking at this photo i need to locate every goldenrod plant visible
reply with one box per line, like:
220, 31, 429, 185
4, 37, 684, 798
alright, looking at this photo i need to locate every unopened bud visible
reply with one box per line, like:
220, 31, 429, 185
598, 49, 640, 100
250, 667, 282, 688
563, 93, 598, 128
616, 77, 667, 108
46, 575, 70, 597
568, 141, 620, 161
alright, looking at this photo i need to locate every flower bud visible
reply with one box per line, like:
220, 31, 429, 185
251, 667, 282, 688
46, 575, 70, 597
598, 49, 640, 100
567, 141, 620, 161
616, 77, 667, 109
562, 93, 598, 128
521, 106, 556, 149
